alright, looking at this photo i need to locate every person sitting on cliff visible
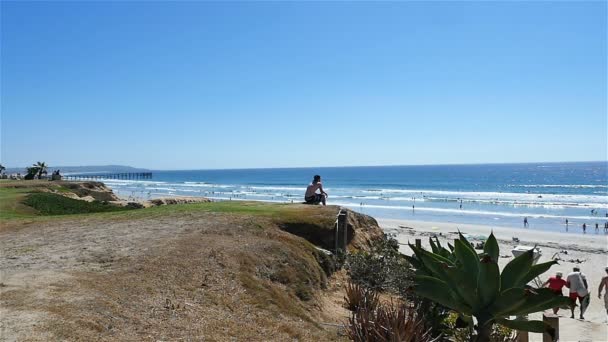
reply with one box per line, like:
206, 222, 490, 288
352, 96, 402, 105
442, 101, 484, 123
304, 175, 328, 205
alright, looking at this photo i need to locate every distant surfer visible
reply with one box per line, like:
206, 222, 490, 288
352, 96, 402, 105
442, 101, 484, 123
304, 175, 327, 205
523, 217, 528, 228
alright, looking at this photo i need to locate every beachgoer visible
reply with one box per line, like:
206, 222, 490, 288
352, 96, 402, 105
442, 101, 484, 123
598, 267, 608, 320
523, 217, 528, 228
304, 175, 327, 205
565, 219, 569, 227
596, 223, 599, 232
567, 267, 590, 319
582, 223, 587, 234
543, 271, 568, 314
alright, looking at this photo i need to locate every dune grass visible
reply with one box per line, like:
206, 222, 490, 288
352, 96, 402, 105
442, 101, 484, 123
23, 192, 133, 215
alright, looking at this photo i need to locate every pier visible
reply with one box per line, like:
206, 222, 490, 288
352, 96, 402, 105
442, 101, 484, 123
63, 172, 153, 180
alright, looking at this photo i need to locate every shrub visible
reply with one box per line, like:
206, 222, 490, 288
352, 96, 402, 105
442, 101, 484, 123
346, 234, 412, 296
23, 193, 134, 215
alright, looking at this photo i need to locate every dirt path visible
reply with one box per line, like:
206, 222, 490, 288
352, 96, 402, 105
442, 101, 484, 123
1, 212, 347, 341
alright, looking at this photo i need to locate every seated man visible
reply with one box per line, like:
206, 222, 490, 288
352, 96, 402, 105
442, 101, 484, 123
304, 175, 328, 205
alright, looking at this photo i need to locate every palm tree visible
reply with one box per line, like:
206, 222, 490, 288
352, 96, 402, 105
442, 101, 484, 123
33, 161, 48, 179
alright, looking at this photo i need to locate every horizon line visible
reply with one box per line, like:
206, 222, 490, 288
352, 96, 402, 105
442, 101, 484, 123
6, 160, 605, 172
151, 160, 608, 172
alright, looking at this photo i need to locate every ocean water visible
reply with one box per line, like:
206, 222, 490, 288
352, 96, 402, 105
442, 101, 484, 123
74, 162, 608, 233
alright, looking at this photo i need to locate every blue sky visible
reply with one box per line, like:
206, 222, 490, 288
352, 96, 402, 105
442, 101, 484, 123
1, 1, 606, 170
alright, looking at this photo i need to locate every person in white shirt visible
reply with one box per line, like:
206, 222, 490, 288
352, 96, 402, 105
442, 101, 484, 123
566, 267, 589, 319
598, 267, 608, 320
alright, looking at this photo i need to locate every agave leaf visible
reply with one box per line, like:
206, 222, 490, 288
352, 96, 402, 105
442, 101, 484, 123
414, 275, 471, 314
447, 242, 455, 253
520, 260, 559, 286
409, 243, 454, 266
429, 237, 439, 253
496, 318, 554, 338
434, 236, 442, 249
477, 256, 500, 309
444, 265, 479, 309
409, 244, 455, 279
434, 237, 453, 259
483, 232, 499, 262
457, 231, 477, 254
490, 288, 528, 317
403, 255, 429, 275
500, 248, 534, 290
454, 239, 479, 278
506, 288, 572, 316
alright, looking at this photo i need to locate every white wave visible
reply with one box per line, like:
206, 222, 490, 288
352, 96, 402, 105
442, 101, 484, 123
177, 183, 236, 188
98, 179, 168, 185
511, 184, 608, 189
334, 202, 605, 221
361, 188, 606, 205
249, 186, 306, 191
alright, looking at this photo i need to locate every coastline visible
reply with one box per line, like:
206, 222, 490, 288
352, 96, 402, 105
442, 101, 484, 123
377, 218, 608, 341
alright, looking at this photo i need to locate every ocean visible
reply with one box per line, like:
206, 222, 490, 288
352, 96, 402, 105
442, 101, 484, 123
73, 162, 608, 233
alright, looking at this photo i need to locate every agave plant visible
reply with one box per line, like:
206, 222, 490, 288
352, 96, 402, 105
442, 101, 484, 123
406, 232, 570, 342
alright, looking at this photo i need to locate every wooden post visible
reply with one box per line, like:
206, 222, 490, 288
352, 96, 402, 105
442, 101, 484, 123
543, 313, 559, 342
337, 209, 348, 252
415, 239, 421, 249
342, 210, 348, 251
517, 331, 529, 342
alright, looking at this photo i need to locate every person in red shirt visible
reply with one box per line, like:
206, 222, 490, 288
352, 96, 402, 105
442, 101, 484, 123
543, 271, 569, 314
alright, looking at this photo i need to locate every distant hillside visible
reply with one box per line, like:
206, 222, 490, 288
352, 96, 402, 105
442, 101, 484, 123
3, 165, 150, 174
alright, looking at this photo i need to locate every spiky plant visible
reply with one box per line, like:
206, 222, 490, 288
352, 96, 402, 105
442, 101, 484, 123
406, 232, 570, 342
344, 281, 379, 312
348, 299, 432, 342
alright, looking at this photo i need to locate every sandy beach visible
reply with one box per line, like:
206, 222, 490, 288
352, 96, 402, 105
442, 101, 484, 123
378, 218, 608, 342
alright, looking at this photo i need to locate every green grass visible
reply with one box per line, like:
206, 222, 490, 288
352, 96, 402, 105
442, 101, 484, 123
0, 187, 38, 219
22, 193, 134, 215
1, 182, 339, 228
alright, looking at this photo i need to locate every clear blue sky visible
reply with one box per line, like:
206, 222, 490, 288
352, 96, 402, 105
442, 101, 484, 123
1, 1, 606, 170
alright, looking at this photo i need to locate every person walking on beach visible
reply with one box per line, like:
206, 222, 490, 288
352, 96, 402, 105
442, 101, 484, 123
582, 223, 587, 234
598, 267, 608, 321
304, 175, 328, 205
565, 219, 569, 229
523, 217, 528, 228
542, 271, 568, 314
595, 222, 599, 233
567, 267, 590, 319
